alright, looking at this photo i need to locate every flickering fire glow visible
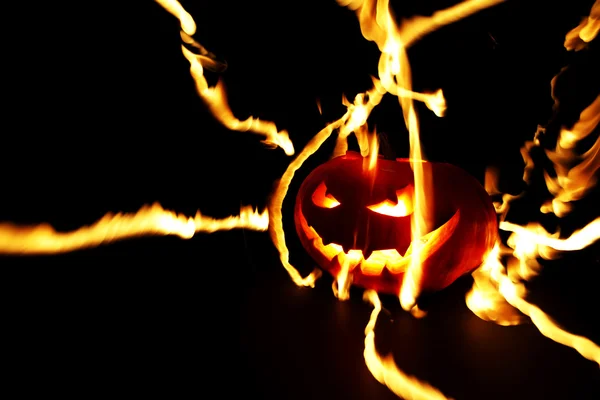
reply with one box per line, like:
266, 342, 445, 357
157, 0, 295, 156
363, 289, 452, 400
465, 0, 600, 369
0, 204, 268, 255
1, 0, 599, 399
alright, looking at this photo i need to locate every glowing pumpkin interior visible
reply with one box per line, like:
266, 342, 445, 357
294, 151, 498, 296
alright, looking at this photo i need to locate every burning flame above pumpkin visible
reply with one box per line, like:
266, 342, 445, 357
1, 0, 599, 398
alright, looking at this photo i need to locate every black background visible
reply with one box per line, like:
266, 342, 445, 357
0, 1, 598, 398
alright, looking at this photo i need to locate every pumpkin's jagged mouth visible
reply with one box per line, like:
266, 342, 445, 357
299, 210, 461, 276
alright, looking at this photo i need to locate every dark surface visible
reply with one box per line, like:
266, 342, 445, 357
1, 1, 599, 398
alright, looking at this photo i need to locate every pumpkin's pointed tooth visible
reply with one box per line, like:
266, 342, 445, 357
311, 236, 324, 249
362, 248, 374, 260
321, 237, 333, 246
402, 242, 413, 257
335, 251, 361, 272
386, 189, 399, 204
342, 244, 353, 254
333, 252, 348, 271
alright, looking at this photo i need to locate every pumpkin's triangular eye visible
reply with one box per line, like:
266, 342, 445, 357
312, 182, 340, 208
367, 184, 414, 216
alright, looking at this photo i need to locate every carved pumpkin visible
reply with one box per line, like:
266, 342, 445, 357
294, 151, 497, 296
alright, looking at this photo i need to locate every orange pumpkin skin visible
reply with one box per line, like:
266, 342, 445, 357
294, 151, 498, 296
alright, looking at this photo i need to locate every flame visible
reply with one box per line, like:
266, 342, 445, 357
467, 241, 600, 366
367, 131, 380, 171
316, 99, 323, 115
470, 174, 600, 362
154, 0, 196, 35
155, 0, 294, 156
0, 0, 280, 258
333, 81, 387, 158
268, 84, 385, 288
500, 218, 600, 254
542, 95, 600, 217
466, 243, 530, 326
0, 204, 267, 255
564, 0, 600, 50
334, 0, 506, 311
466, 0, 600, 368
333, 256, 353, 300
363, 290, 453, 399
265, 0, 505, 313
0, 0, 280, 255
1, 1, 596, 398
150, 0, 600, 395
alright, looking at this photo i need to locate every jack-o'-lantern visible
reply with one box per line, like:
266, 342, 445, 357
294, 151, 497, 296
